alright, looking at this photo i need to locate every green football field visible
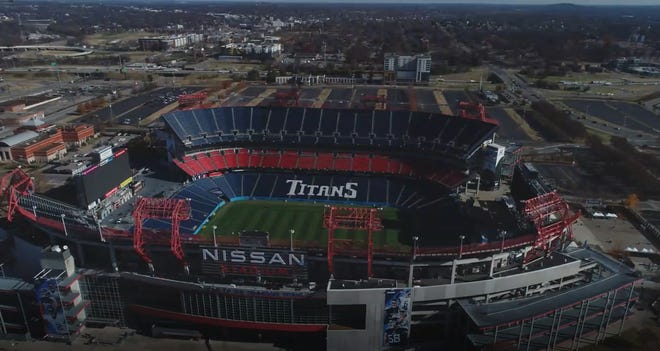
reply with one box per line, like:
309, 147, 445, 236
196, 200, 409, 250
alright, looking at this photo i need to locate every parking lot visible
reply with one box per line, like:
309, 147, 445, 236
563, 99, 660, 133
573, 215, 656, 255
79, 87, 192, 126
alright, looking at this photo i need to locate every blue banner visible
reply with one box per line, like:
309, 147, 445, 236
383, 288, 412, 348
35, 278, 68, 336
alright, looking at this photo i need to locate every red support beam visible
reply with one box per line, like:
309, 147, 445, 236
458, 101, 499, 125
0, 168, 34, 222
132, 197, 191, 272
322, 206, 382, 277
521, 191, 581, 263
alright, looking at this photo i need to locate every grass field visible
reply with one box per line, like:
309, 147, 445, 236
196, 200, 409, 250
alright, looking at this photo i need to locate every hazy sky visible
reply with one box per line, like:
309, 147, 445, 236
208, 0, 660, 4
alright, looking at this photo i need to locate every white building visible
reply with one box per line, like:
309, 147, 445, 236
384, 53, 431, 83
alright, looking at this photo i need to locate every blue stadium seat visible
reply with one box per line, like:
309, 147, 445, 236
284, 108, 304, 132
162, 106, 498, 161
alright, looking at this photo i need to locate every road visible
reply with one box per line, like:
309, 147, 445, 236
488, 64, 543, 103
3, 65, 246, 76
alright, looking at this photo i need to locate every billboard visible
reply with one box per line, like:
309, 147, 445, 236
76, 149, 132, 207
200, 246, 308, 279
35, 278, 68, 336
383, 288, 412, 348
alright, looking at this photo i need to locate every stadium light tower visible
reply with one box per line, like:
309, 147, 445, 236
60, 213, 68, 237
412, 236, 419, 261
212, 225, 218, 247
96, 218, 105, 243
289, 229, 295, 252
499, 230, 507, 253
458, 235, 466, 259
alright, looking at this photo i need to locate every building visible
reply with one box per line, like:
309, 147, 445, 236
384, 53, 431, 83
0, 125, 94, 163
0, 245, 88, 342
139, 34, 204, 51
223, 42, 282, 57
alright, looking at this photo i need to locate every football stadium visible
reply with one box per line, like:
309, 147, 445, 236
0, 88, 641, 351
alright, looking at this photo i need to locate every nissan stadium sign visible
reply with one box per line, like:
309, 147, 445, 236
285, 180, 358, 199
200, 247, 308, 279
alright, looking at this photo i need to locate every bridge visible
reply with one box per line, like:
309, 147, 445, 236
0, 45, 94, 57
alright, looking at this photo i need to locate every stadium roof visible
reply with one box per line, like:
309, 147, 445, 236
0, 130, 39, 147
459, 247, 639, 329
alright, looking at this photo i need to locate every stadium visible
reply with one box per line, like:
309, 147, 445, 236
0, 96, 641, 350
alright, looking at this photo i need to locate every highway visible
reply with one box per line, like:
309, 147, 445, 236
3, 65, 246, 76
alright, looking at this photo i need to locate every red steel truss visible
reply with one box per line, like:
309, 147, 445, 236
322, 206, 383, 277
458, 101, 498, 125
178, 92, 209, 109
133, 197, 191, 272
522, 191, 580, 263
274, 88, 300, 107
0, 168, 34, 222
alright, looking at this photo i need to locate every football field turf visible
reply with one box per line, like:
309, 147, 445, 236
197, 200, 408, 250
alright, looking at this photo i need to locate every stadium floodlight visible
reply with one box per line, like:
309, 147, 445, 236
212, 225, 218, 247
499, 230, 508, 253
412, 236, 419, 261
289, 229, 295, 252
458, 235, 466, 259
60, 213, 68, 237
97, 218, 105, 243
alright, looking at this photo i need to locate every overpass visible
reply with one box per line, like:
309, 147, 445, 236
0, 45, 94, 57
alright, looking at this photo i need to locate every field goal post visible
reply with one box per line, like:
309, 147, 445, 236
323, 205, 383, 278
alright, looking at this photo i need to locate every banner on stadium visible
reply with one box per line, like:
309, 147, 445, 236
35, 278, 68, 336
200, 246, 308, 280
382, 288, 412, 348
119, 176, 133, 188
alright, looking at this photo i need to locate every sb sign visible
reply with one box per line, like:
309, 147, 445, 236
200, 246, 308, 279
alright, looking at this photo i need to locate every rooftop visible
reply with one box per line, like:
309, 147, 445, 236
459, 246, 639, 329
0, 130, 39, 147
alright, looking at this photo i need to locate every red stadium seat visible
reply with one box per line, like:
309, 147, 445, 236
209, 150, 226, 170
224, 149, 237, 168
334, 153, 352, 171
353, 154, 370, 172
196, 154, 216, 172
371, 156, 390, 173
280, 151, 297, 169
236, 149, 249, 167
316, 153, 334, 170
249, 151, 263, 168
262, 151, 280, 168
173, 159, 195, 176
297, 152, 315, 170
183, 155, 205, 175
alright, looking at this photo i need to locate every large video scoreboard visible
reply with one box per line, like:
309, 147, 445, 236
75, 149, 132, 208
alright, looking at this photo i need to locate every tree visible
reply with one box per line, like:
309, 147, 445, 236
624, 194, 639, 209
